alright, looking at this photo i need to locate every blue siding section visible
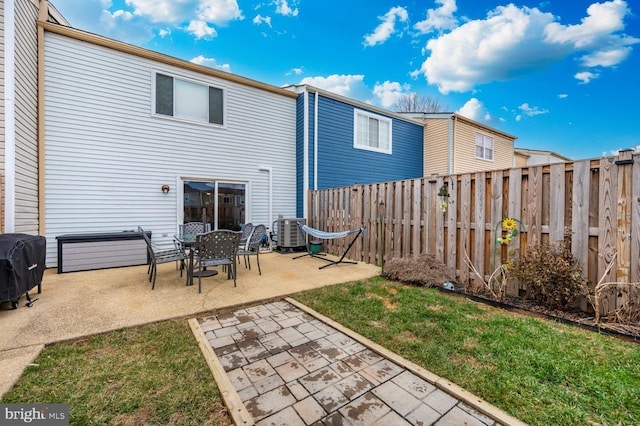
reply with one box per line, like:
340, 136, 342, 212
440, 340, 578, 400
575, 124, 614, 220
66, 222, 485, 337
296, 94, 305, 217
308, 92, 316, 193
316, 96, 423, 189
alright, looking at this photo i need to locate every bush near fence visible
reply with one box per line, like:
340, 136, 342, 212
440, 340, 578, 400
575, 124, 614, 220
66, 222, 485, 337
307, 149, 640, 317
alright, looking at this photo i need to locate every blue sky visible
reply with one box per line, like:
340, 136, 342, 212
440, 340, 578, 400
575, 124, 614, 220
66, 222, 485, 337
50, 0, 639, 161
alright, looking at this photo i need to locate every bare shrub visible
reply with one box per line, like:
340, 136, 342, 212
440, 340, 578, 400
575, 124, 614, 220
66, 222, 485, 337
464, 252, 509, 302
382, 254, 453, 287
512, 241, 586, 310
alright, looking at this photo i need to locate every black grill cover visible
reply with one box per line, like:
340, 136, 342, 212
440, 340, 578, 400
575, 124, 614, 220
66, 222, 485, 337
0, 233, 46, 303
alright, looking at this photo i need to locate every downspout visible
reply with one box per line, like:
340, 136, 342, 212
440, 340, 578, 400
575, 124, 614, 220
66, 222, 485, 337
4, 0, 16, 232
448, 114, 456, 174
302, 90, 309, 218
38, 1, 48, 236
259, 166, 273, 230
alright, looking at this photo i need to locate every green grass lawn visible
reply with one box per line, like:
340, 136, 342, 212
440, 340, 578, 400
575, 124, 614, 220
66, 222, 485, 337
3, 277, 639, 425
293, 277, 640, 426
2, 319, 233, 426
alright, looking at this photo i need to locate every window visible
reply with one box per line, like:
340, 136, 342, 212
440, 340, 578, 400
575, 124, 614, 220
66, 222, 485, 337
354, 110, 392, 154
183, 181, 246, 231
475, 133, 494, 160
155, 72, 224, 125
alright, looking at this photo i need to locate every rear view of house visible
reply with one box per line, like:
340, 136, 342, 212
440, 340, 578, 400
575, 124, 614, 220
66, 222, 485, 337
290, 85, 425, 217
40, 23, 298, 267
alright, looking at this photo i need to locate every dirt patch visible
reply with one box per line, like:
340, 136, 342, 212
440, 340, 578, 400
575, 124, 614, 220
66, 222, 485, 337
382, 254, 453, 288
367, 293, 398, 311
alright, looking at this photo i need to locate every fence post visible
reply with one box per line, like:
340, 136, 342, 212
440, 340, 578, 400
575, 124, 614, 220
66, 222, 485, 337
615, 149, 634, 285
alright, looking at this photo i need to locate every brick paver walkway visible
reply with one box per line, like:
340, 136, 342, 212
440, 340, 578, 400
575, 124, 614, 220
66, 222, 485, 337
196, 300, 513, 426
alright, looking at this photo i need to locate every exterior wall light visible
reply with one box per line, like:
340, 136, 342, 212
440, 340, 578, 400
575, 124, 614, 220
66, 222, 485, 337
161, 184, 170, 194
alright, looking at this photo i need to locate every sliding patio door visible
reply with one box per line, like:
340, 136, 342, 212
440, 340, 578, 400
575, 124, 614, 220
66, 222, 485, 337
183, 180, 246, 231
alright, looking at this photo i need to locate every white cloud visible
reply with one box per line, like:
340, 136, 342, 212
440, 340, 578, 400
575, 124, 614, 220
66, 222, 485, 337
372, 81, 409, 108
98, 8, 154, 44
363, 6, 409, 47
607, 145, 640, 156
158, 28, 171, 37
581, 47, 632, 67
518, 103, 549, 116
575, 71, 599, 83
414, 0, 458, 34
190, 55, 231, 71
418, 1, 639, 94
253, 14, 272, 27
186, 20, 217, 39
275, 0, 299, 17
197, 0, 243, 25
286, 67, 304, 76
457, 98, 491, 122
125, 0, 243, 25
299, 74, 366, 97
558, 93, 568, 99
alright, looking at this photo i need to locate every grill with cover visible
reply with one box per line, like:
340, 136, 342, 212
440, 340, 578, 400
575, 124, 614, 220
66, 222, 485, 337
0, 233, 46, 309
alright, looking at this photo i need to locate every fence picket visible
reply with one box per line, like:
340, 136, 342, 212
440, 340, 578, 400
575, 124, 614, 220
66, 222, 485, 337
307, 152, 639, 316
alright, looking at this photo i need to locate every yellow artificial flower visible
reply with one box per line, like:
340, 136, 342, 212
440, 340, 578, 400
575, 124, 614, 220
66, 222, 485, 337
502, 217, 517, 231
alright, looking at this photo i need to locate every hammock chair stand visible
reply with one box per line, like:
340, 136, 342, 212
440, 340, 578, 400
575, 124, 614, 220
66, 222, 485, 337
293, 222, 365, 269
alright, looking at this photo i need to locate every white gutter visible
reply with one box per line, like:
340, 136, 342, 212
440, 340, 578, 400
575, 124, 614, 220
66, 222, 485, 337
4, 0, 16, 232
302, 90, 309, 218
259, 166, 273, 229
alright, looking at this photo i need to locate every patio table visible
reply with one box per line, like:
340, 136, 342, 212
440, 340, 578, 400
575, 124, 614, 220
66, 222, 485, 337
174, 234, 218, 285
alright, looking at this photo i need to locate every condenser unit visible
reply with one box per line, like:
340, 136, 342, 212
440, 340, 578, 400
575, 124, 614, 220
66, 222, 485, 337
275, 218, 306, 249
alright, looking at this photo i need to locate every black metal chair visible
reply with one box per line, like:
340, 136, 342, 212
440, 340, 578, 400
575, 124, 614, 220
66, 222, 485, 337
138, 226, 188, 289
239, 223, 254, 249
193, 230, 242, 292
237, 224, 266, 275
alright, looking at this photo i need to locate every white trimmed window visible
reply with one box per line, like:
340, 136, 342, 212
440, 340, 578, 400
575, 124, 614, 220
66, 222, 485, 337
475, 133, 494, 160
154, 72, 224, 125
354, 110, 392, 154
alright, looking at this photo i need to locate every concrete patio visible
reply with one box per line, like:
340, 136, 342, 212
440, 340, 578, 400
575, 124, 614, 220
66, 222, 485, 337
0, 250, 525, 425
0, 251, 379, 398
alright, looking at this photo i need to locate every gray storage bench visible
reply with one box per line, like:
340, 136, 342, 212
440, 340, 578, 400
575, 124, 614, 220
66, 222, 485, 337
56, 231, 150, 273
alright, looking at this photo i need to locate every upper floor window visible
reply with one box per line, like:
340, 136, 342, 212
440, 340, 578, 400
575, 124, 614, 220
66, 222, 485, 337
354, 110, 392, 154
475, 133, 494, 160
154, 72, 224, 125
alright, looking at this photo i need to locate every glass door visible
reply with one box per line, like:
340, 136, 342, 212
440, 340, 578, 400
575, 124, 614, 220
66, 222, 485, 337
217, 182, 245, 230
183, 180, 246, 231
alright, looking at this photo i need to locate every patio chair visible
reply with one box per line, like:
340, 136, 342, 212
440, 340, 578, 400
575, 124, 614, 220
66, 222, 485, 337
179, 221, 210, 236
239, 223, 254, 249
138, 226, 188, 289
237, 224, 266, 275
193, 230, 242, 292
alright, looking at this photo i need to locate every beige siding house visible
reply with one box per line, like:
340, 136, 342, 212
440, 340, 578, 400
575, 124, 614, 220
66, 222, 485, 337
403, 112, 517, 176
513, 148, 571, 167
1, 0, 66, 234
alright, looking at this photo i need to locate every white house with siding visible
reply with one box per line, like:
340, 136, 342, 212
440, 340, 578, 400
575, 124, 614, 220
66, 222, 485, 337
1, 0, 67, 237
38, 22, 298, 267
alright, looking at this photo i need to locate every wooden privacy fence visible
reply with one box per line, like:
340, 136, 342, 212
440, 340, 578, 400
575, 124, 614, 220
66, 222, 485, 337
308, 150, 640, 312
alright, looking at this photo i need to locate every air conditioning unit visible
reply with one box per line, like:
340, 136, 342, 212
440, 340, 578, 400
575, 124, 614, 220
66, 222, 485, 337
275, 218, 306, 249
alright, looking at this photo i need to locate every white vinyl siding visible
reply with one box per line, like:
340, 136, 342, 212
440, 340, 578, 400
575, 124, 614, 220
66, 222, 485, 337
0, 1, 6, 230
13, 0, 40, 233
354, 109, 392, 154
43, 32, 297, 267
